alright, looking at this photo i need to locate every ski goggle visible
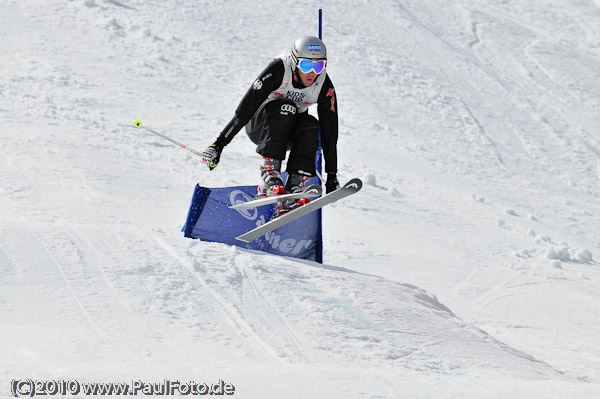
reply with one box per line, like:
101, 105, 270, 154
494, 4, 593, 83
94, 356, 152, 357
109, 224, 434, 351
297, 58, 326, 74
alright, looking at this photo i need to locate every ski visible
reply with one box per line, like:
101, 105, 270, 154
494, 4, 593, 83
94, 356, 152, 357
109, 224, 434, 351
235, 178, 362, 243
229, 184, 322, 210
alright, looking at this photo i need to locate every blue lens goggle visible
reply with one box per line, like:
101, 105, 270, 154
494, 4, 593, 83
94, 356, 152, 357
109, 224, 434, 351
297, 58, 326, 74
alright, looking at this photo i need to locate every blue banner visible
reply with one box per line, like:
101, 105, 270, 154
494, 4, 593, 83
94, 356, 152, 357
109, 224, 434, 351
182, 176, 323, 262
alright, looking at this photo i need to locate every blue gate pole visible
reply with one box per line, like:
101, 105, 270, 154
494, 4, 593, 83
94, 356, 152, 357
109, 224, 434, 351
317, 8, 323, 180
316, 8, 324, 263
319, 9, 322, 39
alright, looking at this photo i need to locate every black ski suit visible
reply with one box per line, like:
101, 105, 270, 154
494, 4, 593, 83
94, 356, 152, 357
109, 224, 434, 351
215, 55, 338, 177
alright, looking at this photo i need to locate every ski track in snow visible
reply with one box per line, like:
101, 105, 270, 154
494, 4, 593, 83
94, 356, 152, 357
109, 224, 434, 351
2, 0, 600, 397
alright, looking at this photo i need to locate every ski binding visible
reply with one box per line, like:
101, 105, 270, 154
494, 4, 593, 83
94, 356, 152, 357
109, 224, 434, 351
230, 184, 322, 210
235, 178, 362, 243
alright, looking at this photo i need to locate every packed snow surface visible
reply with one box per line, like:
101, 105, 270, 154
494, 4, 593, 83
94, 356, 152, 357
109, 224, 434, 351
1, 0, 600, 397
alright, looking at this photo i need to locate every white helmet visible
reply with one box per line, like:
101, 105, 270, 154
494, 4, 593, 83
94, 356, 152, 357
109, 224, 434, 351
291, 36, 327, 64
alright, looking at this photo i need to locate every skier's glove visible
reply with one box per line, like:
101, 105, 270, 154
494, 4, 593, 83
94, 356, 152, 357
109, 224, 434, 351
201, 140, 224, 170
325, 173, 340, 194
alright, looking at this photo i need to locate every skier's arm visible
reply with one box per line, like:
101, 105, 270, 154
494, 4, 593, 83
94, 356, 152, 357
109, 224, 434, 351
201, 59, 284, 170
317, 75, 339, 176
216, 59, 284, 146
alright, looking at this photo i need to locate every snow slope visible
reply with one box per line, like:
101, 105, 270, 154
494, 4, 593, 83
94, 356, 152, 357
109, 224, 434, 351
1, 0, 600, 397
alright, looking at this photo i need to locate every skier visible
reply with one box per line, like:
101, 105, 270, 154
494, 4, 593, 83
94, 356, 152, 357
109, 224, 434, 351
200, 36, 340, 215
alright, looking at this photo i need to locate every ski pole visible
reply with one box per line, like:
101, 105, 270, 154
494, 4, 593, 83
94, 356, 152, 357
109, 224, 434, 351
133, 120, 203, 158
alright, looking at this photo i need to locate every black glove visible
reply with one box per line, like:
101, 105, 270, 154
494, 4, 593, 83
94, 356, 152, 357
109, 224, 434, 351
325, 173, 340, 194
201, 140, 225, 170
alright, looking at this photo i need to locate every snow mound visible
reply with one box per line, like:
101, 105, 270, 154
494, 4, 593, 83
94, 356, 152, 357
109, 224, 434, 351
545, 245, 594, 263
